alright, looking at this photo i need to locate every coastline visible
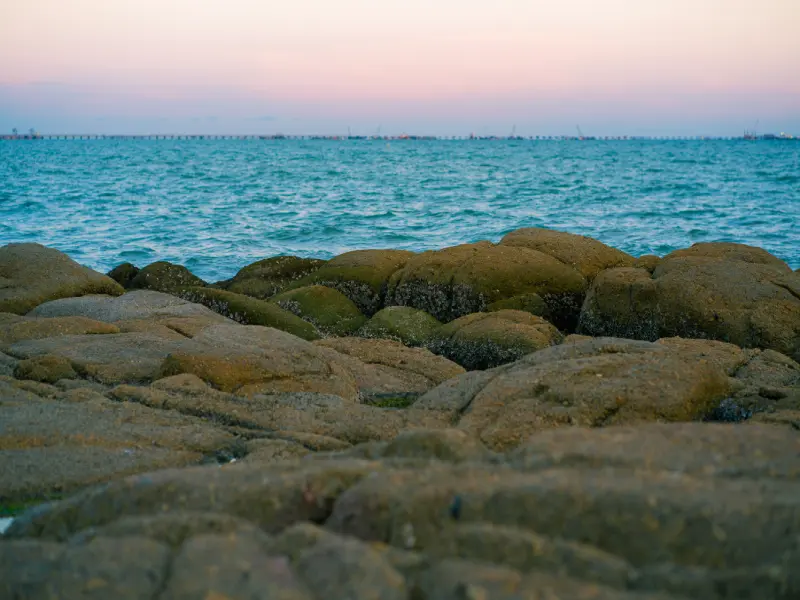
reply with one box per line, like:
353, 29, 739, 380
1, 228, 798, 596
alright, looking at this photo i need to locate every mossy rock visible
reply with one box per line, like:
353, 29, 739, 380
0, 243, 124, 315
387, 242, 586, 330
358, 306, 442, 346
216, 256, 327, 299
178, 287, 321, 340
270, 285, 366, 336
487, 293, 550, 318
106, 262, 140, 288
292, 249, 415, 316
13, 354, 77, 383
428, 309, 563, 370
129, 261, 206, 294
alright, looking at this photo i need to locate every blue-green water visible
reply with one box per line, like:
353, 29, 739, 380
1, 140, 798, 281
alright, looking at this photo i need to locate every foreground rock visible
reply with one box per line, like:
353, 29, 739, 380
358, 306, 443, 346
0, 243, 123, 314
0, 378, 238, 506
270, 284, 367, 336
2, 423, 798, 599
579, 242, 800, 361
416, 337, 733, 450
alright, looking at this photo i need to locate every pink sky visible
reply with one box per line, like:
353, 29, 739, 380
1, 0, 798, 135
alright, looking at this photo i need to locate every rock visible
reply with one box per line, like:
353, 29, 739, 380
0, 349, 17, 376
241, 438, 311, 464
579, 244, 800, 361
178, 287, 321, 340
486, 292, 551, 318
162, 533, 312, 600
499, 227, 636, 280
0, 536, 171, 600
216, 255, 326, 299
28, 289, 227, 324
357, 306, 442, 346
427, 310, 563, 370
270, 284, 367, 336
13, 354, 77, 383
9, 332, 205, 384
128, 260, 206, 293
0, 243, 124, 315
106, 262, 140, 288
417, 337, 731, 450
294, 249, 415, 315
633, 254, 661, 272
0, 389, 237, 505
294, 536, 407, 600
381, 429, 493, 463
158, 323, 358, 399
386, 242, 587, 330
313, 337, 465, 400
0, 315, 119, 348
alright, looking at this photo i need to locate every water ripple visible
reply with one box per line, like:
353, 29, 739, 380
0, 139, 798, 281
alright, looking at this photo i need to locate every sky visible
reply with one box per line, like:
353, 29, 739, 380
1, 0, 798, 136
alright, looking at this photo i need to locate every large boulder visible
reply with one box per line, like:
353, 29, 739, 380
427, 309, 563, 370
106, 262, 140, 288
0, 243, 123, 315
415, 337, 732, 450
178, 287, 321, 340
215, 255, 326, 299
386, 242, 587, 330
270, 285, 366, 336
357, 306, 442, 346
128, 261, 206, 293
157, 323, 358, 399
578, 243, 800, 361
499, 227, 635, 280
313, 337, 465, 403
0, 315, 119, 349
292, 249, 415, 316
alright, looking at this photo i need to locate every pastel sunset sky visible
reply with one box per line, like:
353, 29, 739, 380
1, 0, 798, 135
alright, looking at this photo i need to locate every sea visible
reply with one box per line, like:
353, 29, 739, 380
1, 139, 798, 281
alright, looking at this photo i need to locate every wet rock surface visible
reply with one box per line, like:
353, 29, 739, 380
1, 238, 799, 599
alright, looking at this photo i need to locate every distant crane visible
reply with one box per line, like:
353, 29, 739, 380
576, 125, 585, 140
11, 128, 17, 136
510, 124, 516, 138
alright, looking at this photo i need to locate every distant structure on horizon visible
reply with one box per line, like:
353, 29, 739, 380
1, 129, 797, 142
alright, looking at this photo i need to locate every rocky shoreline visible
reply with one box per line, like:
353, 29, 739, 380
1, 228, 798, 599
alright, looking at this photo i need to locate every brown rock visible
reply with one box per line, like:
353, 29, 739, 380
294, 249, 415, 315
0, 243, 123, 315
427, 309, 563, 370
387, 242, 587, 330
106, 262, 140, 288
579, 245, 800, 361
500, 227, 635, 280
14, 354, 77, 383
128, 260, 206, 293
0, 315, 120, 348
216, 255, 326, 299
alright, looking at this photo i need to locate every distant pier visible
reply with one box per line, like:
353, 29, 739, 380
0, 133, 796, 141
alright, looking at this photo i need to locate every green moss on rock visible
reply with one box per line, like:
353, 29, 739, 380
216, 256, 327, 299
270, 285, 366, 336
129, 261, 206, 294
178, 287, 321, 340
358, 306, 442, 346
106, 262, 140, 288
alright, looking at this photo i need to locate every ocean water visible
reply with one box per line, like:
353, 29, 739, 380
1, 139, 798, 281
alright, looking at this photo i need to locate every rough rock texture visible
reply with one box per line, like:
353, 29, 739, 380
106, 262, 140, 288
427, 309, 564, 370
0, 243, 124, 314
313, 337, 465, 402
215, 255, 327, 299
178, 286, 322, 340
0, 314, 120, 348
357, 306, 443, 346
415, 337, 732, 450
386, 241, 588, 330
0, 379, 237, 505
293, 249, 415, 316
270, 284, 367, 336
499, 227, 636, 280
158, 323, 358, 399
579, 243, 800, 361
127, 260, 207, 293
13, 354, 77, 383
3, 422, 799, 599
